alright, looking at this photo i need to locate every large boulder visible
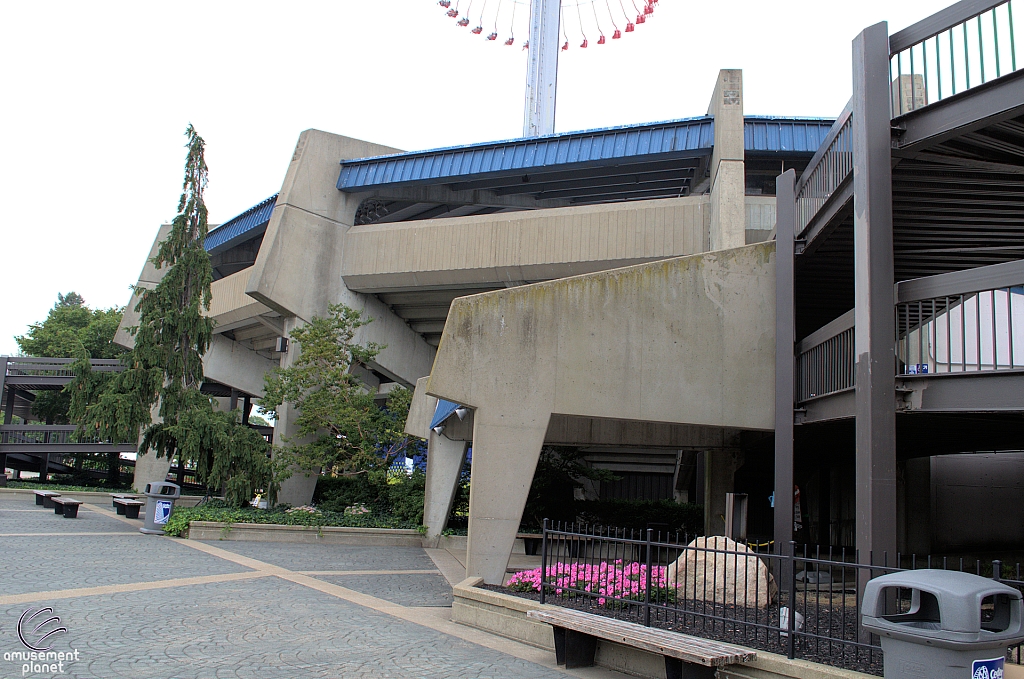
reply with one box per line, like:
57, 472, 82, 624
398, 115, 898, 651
666, 535, 775, 608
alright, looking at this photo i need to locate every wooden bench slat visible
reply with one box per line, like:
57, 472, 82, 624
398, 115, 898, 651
528, 609, 756, 667
113, 498, 144, 505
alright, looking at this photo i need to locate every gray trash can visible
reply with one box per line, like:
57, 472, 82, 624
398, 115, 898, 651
862, 569, 1024, 679
140, 482, 181, 535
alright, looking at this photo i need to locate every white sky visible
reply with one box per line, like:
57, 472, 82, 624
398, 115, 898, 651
0, 0, 947, 354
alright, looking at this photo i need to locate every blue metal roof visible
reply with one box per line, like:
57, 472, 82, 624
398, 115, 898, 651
204, 194, 277, 255
338, 116, 716, 192
744, 117, 835, 154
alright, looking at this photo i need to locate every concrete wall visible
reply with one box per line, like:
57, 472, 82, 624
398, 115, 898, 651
708, 70, 746, 252
429, 242, 777, 431
427, 242, 777, 583
341, 196, 710, 292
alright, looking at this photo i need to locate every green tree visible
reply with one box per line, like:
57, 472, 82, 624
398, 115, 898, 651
72, 125, 274, 506
15, 293, 124, 425
260, 303, 414, 484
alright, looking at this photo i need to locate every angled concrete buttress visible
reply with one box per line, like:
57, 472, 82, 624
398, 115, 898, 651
427, 241, 777, 584
244, 130, 438, 505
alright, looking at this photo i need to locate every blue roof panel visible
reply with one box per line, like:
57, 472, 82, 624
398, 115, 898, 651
338, 116, 716, 192
338, 116, 833, 193
204, 194, 277, 255
744, 117, 835, 154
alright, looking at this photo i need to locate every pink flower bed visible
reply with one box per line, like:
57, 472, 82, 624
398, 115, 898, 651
506, 560, 669, 606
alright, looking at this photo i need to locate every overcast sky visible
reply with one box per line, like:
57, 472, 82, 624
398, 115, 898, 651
0, 0, 946, 354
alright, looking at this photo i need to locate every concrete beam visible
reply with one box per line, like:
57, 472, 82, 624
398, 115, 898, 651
341, 196, 710, 293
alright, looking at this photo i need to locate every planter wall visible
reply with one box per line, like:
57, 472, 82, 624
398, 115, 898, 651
451, 579, 876, 679
186, 521, 424, 546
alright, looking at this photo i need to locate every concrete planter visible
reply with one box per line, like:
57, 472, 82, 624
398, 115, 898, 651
452, 578, 876, 679
185, 521, 424, 546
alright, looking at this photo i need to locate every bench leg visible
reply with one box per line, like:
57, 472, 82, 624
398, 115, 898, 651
125, 505, 140, 519
63, 505, 79, 519
564, 630, 598, 669
665, 657, 716, 679
53, 503, 63, 515
43, 497, 55, 508
552, 627, 566, 665
115, 504, 126, 515
35, 495, 45, 506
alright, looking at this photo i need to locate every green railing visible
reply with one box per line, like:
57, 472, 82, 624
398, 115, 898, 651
889, 0, 1022, 116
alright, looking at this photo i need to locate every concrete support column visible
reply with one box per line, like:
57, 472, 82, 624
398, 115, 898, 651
275, 315, 321, 507
708, 69, 746, 251
774, 170, 797, 553
853, 22, 898, 566
422, 432, 469, 544
704, 446, 744, 536
466, 409, 549, 585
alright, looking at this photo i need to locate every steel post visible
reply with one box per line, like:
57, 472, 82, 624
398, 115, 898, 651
775, 170, 797, 590
852, 23, 898, 569
523, 0, 560, 137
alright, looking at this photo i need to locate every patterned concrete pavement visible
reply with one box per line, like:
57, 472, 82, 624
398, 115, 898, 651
0, 496, 625, 679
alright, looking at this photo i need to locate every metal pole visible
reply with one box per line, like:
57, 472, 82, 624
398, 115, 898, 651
775, 170, 798, 578
540, 518, 549, 605
852, 21, 898, 572
788, 541, 797, 659
523, 0, 560, 137
644, 528, 653, 627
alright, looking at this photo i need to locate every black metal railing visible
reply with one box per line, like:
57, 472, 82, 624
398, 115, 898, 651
796, 310, 855, 404
889, 0, 1021, 117
530, 521, 1024, 676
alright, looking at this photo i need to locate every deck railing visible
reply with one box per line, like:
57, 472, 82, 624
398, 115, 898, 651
895, 260, 1024, 375
794, 109, 853, 235
888, 0, 1022, 116
0, 425, 112, 446
4, 357, 124, 378
795, 310, 855, 404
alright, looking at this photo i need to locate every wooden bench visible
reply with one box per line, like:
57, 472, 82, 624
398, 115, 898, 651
110, 493, 144, 509
113, 498, 145, 519
33, 490, 60, 508
51, 497, 83, 519
517, 533, 542, 555
527, 608, 756, 679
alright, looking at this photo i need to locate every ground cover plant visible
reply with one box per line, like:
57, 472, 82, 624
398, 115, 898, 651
162, 500, 419, 537
506, 560, 673, 607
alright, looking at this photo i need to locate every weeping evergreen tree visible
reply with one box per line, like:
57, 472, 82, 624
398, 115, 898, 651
71, 125, 275, 505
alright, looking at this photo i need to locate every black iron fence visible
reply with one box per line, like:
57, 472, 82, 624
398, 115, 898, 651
533, 521, 1024, 675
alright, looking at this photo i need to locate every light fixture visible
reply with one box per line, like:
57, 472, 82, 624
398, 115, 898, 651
455, 406, 469, 420
432, 425, 445, 435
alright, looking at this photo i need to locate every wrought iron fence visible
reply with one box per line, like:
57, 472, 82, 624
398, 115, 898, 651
889, 0, 1022, 116
533, 521, 1024, 675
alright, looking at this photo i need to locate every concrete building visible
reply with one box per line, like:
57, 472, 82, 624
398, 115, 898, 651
118, 70, 829, 513
116, 0, 1024, 589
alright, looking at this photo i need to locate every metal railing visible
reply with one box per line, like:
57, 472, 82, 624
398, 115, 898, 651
532, 521, 1024, 675
0, 426, 109, 445
794, 109, 853, 234
796, 310, 855, 404
895, 260, 1024, 375
4, 357, 124, 378
889, 0, 1021, 116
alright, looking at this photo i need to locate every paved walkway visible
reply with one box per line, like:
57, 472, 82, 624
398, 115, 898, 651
0, 496, 625, 679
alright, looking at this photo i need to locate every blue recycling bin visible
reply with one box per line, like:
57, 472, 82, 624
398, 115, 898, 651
140, 482, 181, 535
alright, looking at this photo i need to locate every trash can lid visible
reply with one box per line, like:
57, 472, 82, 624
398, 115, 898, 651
143, 482, 181, 497
863, 569, 1022, 636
